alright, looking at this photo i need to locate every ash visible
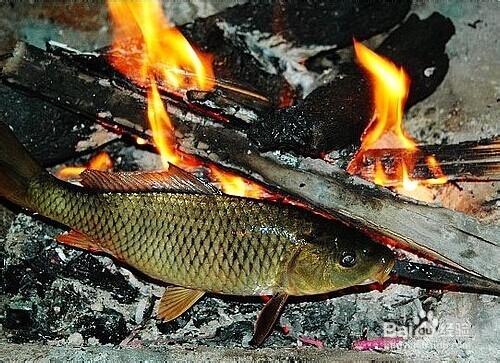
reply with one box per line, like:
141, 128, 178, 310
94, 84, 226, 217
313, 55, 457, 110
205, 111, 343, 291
0, 0, 499, 361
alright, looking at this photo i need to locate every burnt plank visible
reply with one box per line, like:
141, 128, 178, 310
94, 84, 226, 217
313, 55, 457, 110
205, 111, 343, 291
2, 42, 149, 133
196, 0, 411, 48
0, 83, 115, 166
350, 138, 500, 184
248, 13, 455, 155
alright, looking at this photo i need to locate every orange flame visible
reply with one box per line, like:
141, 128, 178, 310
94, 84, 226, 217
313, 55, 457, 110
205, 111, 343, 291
56, 151, 113, 181
348, 40, 447, 190
209, 166, 270, 199
107, 0, 213, 91
107, 0, 265, 198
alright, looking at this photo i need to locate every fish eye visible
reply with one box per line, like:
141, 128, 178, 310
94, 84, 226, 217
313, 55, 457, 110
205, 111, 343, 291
340, 251, 357, 268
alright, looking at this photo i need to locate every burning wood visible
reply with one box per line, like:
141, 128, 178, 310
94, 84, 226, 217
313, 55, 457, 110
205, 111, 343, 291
349, 138, 500, 186
2, 37, 499, 280
347, 40, 448, 190
247, 13, 455, 155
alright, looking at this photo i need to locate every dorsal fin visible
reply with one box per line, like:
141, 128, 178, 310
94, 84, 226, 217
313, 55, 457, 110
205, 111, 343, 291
80, 165, 220, 195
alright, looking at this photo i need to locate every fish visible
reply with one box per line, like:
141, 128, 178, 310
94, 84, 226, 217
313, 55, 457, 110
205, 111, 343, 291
0, 120, 395, 346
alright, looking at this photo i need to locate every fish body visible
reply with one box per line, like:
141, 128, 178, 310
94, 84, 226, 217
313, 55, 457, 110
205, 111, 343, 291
28, 175, 392, 296
0, 121, 394, 345
29, 176, 306, 295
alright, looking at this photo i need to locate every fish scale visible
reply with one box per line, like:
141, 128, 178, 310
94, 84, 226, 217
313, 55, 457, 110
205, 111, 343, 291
0, 118, 395, 345
27, 176, 307, 295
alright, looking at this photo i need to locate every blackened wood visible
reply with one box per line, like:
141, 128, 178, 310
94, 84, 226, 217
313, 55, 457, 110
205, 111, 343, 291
2, 42, 149, 131
248, 13, 455, 155
2, 42, 499, 281
195, 0, 411, 48
0, 83, 115, 166
377, 13, 454, 106
351, 137, 500, 184
180, 20, 295, 108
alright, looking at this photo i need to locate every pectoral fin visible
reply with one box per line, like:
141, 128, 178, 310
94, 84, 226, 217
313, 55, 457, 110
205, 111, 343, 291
56, 230, 102, 253
250, 292, 289, 346
157, 286, 205, 321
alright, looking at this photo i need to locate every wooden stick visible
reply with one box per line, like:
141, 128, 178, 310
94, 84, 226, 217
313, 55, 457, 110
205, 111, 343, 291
2, 41, 499, 281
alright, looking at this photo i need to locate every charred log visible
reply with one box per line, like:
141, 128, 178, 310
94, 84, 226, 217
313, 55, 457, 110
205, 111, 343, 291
180, 19, 294, 108
0, 83, 116, 166
248, 13, 455, 155
193, 0, 411, 48
349, 138, 500, 184
2, 41, 499, 281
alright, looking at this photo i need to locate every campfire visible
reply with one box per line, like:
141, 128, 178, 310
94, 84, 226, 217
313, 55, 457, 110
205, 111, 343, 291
0, 0, 498, 359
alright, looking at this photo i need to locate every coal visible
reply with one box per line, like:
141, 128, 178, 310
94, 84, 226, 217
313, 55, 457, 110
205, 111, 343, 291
4, 297, 35, 330
62, 254, 139, 305
248, 13, 456, 155
76, 308, 129, 344
0, 213, 137, 344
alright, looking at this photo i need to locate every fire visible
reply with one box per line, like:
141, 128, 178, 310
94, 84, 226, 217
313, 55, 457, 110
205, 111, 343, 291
107, 0, 213, 91
107, 0, 265, 198
56, 151, 113, 181
348, 40, 447, 190
209, 166, 270, 199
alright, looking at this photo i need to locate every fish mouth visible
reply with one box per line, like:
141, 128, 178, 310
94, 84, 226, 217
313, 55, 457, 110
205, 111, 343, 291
374, 256, 395, 285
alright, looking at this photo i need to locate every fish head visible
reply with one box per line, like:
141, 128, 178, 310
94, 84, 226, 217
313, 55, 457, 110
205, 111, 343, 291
287, 226, 395, 295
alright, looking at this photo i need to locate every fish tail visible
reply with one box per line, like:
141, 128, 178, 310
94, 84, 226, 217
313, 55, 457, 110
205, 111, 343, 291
0, 121, 45, 209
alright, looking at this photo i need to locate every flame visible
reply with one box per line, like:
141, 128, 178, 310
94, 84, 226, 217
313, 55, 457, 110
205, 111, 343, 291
107, 0, 213, 91
425, 155, 448, 185
107, 0, 265, 198
348, 40, 447, 190
56, 151, 113, 180
373, 160, 386, 186
209, 165, 270, 199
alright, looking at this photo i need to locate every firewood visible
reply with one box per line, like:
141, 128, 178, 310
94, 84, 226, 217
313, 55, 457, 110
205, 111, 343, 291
248, 13, 455, 155
349, 138, 500, 185
191, 0, 411, 48
0, 82, 116, 166
2, 41, 499, 281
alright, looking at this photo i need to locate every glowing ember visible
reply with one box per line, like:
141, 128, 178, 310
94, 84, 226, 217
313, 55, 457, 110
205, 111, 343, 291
107, 0, 266, 198
56, 151, 113, 181
348, 40, 448, 190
